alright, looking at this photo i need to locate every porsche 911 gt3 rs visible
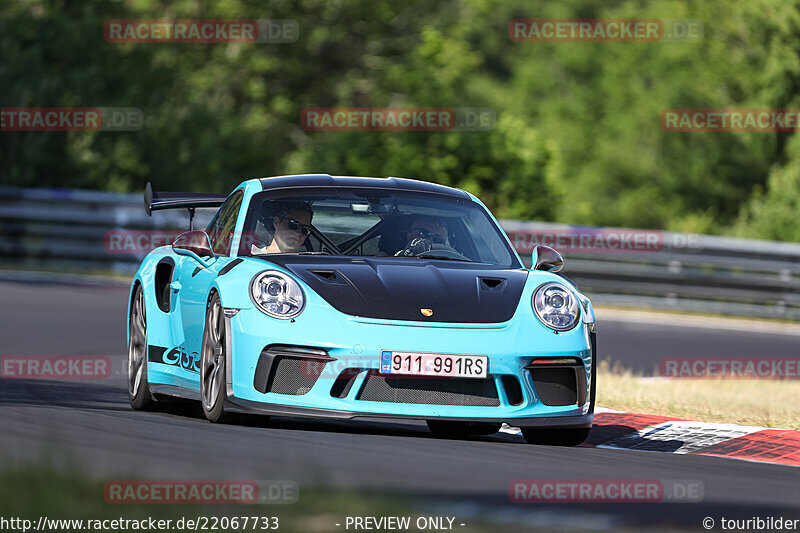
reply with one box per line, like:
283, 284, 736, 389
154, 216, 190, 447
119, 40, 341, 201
127, 174, 596, 445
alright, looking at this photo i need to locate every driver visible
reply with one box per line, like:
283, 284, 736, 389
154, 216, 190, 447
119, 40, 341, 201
252, 201, 314, 254
395, 216, 449, 256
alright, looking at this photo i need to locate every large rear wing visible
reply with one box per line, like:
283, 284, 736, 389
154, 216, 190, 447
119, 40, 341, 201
144, 181, 228, 229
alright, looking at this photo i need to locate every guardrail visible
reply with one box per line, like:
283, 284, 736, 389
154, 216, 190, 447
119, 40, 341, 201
1, 186, 798, 320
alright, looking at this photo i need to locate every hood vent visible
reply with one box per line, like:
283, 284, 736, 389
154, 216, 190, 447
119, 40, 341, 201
479, 277, 507, 291
311, 269, 338, 281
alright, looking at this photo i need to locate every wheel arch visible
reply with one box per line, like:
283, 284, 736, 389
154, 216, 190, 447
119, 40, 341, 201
130, 254, 180, 353
206, 286, 221, 310
127, 278, 144, 347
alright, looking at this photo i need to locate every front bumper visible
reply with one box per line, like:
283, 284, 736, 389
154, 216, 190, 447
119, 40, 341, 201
226, 396, 593, 428
225, 302, 595, 428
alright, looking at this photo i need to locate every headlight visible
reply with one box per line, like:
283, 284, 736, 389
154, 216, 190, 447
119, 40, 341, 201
250, 270, 305, 319
532, 282, 580, 331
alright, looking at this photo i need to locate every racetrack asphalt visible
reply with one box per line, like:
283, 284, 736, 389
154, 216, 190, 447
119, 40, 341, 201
1, 280, 798, 530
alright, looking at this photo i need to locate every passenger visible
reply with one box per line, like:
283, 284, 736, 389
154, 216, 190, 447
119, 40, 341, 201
252, 201, 314, 254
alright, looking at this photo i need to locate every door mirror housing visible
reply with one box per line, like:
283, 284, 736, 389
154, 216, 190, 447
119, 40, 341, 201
172, 230, 215, 267
531, 245, 564, 273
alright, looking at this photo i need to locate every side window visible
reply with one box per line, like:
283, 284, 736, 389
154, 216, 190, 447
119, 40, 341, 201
206, 191, 243, 256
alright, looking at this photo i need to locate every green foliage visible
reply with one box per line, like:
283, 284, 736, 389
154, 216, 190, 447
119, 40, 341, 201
734, 137, 800, 241
1, 0, 799, 240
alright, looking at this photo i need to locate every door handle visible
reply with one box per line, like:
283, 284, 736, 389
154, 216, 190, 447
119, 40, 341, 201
170, 281, 182, 293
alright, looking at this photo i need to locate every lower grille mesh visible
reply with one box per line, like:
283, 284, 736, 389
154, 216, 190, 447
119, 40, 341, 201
268, 356, 324, 395
356, 372, 500, 406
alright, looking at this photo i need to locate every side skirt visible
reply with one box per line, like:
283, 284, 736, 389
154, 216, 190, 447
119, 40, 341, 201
150, 383, 201, 402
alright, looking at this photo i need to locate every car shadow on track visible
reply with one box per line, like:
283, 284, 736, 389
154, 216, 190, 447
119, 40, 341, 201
584, 422, 684, 452
0, 378, 131, 412
0, 379, 684, 451
153, 399, 530, 444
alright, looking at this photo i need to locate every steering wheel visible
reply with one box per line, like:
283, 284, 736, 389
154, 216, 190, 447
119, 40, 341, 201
395, 238, 470, 260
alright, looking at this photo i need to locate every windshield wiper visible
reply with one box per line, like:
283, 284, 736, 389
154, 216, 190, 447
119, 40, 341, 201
298, 251, 333, 255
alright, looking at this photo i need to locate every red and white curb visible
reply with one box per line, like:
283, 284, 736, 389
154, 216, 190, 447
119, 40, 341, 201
501, 408, 800, 467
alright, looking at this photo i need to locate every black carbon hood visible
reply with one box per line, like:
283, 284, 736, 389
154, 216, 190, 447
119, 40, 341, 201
261, 256, 529, 323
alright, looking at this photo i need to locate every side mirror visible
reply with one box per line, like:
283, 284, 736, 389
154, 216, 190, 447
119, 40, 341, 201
172, 230, 215, 266
531, 245, 564, 273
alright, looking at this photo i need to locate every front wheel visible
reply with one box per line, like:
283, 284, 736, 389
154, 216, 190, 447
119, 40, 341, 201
128, 285, 155, 410
521, 427, 590, 446
201, 293, 229, 423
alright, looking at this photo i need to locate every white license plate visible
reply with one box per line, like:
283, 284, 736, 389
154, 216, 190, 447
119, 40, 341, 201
379, 351, 488, 379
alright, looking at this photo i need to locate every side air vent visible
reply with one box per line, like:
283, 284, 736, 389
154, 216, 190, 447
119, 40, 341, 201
330, 368, 367, 398
154, 258, 174, 313
218, 258, 243, 277
501, 375, 524, 405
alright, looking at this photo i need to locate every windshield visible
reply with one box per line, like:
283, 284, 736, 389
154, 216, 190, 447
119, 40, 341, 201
238, 188, 521, 268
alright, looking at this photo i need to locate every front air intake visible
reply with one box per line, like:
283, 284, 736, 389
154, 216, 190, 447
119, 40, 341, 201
526, 357, 586, 407
356, 371, 500, 406
254, 345, 334, 395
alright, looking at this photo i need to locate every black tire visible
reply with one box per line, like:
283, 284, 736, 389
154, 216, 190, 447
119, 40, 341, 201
128, 285, 155, 410
201, 293, 229, 423
521, 427, 590, 446
426, 420, 502, 438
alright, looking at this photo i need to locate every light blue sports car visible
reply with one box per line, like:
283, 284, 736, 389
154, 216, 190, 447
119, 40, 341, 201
127, 175, 596, 445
